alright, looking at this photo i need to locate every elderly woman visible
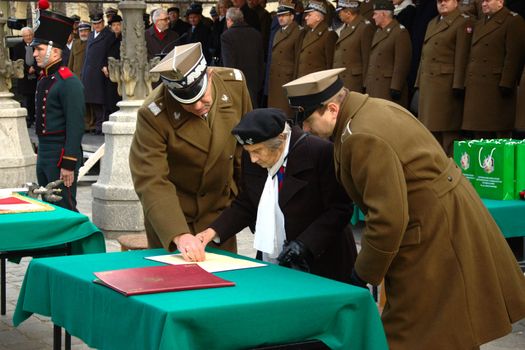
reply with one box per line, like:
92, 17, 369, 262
196, 108, 357, 283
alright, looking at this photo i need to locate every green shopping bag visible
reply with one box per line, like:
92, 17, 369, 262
453, 140, 476, 183
473, 139, 516, 200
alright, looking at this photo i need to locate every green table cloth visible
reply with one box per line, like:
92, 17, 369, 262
352, 200, 525, 239
14, 249, 387, 350
0, 200, 105, 254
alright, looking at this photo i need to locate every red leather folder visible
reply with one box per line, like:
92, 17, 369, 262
93, 264, 235, 296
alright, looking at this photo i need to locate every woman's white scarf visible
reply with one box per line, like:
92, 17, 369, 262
254, 132, 291, 263
394, 0, 415, 16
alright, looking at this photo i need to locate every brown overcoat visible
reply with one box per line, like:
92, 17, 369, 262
296, 21, 337, 78
416, 9, 473, 131
364, 19, 412, 107
129, 67, 253, 252
333, 15, 374, 92
462, 7, 525, 131
67, 39, 87, 79
333, 92, 525, 350
268, 21, 303, 116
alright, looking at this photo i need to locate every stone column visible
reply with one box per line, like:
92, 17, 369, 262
0, 11, 36, 188
91, 0, 160, 237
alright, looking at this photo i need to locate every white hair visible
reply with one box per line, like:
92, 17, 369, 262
152, 8, 167, 23
20, 27, 33, 35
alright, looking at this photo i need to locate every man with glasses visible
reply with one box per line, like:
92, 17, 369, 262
145, 8, 179, 60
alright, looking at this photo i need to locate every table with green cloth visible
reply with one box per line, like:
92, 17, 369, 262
13, 248, 388, 350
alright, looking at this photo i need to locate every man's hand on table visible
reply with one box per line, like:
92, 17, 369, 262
173, 233, 206, 262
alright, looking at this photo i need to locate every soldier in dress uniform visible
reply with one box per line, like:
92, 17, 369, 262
31, 9, 85, 211
333, 0, 374, 92
283, 68, 525, 350
295, 0, 337, 78
129, 43, 253, 261
364, 0, 412, 107
462, 0, 525, 139
267, 0, 303, 116
416, 0, 473, 155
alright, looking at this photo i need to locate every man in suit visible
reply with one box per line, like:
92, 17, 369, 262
267, 0, 302, 116
168, 7, 191, 37
129, 43, 253, 259
221, 7, 264, 107
416, 0, 473, 155
283, 68, 525, 350
10, 27, 39, 128
196, 108, 357, 282
364, 0, 412, 107
296, 0, 337, 78
81, 13, 113, 135
184, 4, 213, 64
32, 9, 85, 211
333, 0, 374, 93
145, 8, 179, 60
462, 0, 525, 138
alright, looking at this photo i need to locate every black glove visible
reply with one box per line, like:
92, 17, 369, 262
499, 86, 513, 98
277, 240, 311, 272
390, 89, 401, 101
349, 269, 368, 289
452, 88, 465, 98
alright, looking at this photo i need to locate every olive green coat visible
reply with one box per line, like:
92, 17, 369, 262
333, 92, 525, 350
296, 21, 337, 78
364, 19, 412, 107
462, 7, 525, 131
268, 21, 303, 116
333, 15, 374, 92
416, 9, 473, 131
130, 68, 252, 252
67, 39, 87, 79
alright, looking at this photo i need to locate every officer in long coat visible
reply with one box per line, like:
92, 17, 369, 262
67, 22, 89, 78
129, 43, 252, 260
462, 1, 525, 138
284, 68, 525, 350
31, 10, 85, 211
196, 109, 357, 282
296, 0, 337, 78
416, 0, 473, 155
333, 0, 374, 92
267, 0, 303, 116
365, 0, 412, 107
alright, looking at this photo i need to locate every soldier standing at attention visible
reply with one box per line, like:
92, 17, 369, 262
364, 0, 412, 107
31, 6, 85, 211
129, 43, 252, 261
267, 0, 303, 116
462, 0, 525, 139
416, 0, 473, 155
333, 0, 374, 93
296, 0, 337, 78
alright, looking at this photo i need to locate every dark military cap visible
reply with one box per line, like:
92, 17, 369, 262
373, 0, 395, 11
108, 14, 122, 25
90, 12, 104, 23
276, 0, 296, 15
70, 14, 81, 23
232, 109, 288, 145
167, 7, 180, 14
283, 68, 345, 124
150, 43, 209, 104
31, 10, 74, 49
210, 6, 218, 17
78, 22, 91, 31
186, 3, 203, 16
105, 7, 118, 16
336, 0, 362, 12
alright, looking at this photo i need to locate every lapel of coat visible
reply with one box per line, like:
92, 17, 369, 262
424, 10, 459, 42
301, 22, 328, 50
472, 7, 507, 45
371, 19, 396, 48
336, 16, 361, 45
273, 22, 296, 48
278, 127, 312, 208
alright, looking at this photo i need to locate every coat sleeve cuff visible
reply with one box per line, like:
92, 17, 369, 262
354, 235, 397, 286
60, 156, 77, 170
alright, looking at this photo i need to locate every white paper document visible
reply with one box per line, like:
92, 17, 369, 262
145, 252, 267, 273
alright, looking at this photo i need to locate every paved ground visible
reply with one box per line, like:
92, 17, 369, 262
1, 130, 524, 349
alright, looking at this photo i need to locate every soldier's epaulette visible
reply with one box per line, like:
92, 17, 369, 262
214, 67, 244, 81
399, 24, 406, 30
461, 13, 470, 18
298, 25, 304, 30
364, 20, 371, 25
510, 11, 518, 16
58, 66, 74, 80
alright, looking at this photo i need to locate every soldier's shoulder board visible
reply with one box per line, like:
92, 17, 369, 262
461, 13, 470, 18
364, 20, 371, 25
399, 24, 406, 30
510, 11, 518, 16
214, 67, 245, 82
58, 67, 74, 80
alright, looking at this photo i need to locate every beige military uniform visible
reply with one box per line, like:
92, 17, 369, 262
364, 19, 412, 107
333, 15, 374, 92
333, 91, 525, 350
462, 7, 525, 132
268, 21, 303, 116
130, 67, 253, 252
296, 21, 338, 78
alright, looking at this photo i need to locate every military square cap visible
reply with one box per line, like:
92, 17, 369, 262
336, 0, 362, 12
304, 0, 327, 15
283, 68, 345, 123
232, 108, 287, 145
31, 10, 75, 49
276, 0, 296, 15
105, 7, 118, 16
373, 0, 395, 11
150, 42, 209, 105
90, 13, 104, 23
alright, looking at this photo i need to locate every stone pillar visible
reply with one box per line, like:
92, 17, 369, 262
0, 11, 36, 188
91, 0, 160, 237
